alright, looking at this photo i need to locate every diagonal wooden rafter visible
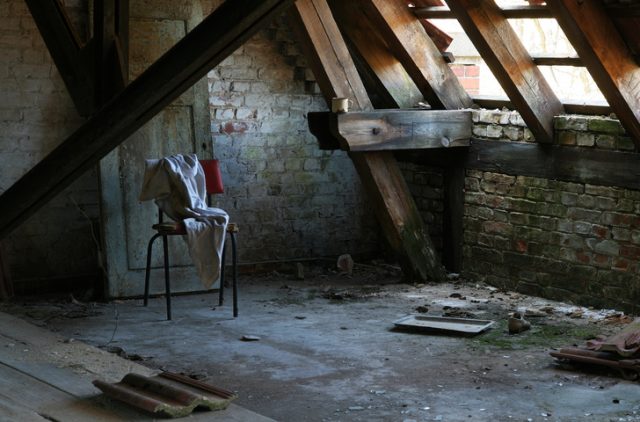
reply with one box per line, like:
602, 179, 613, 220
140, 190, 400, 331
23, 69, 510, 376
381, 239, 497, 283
364, 0, 473, 110
290, 0, 445, 281
328, 0, 423, 109
94, 0, 130, 106
444, 0, 564, 143
547, 1, 640, 149
25, 0, 95, 114
0, 0, 294, 240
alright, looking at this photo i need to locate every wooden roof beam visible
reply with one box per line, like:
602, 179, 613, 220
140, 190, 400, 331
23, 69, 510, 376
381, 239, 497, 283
25, 0, 95, 115
414, 4, 552, 19
364, 0, 473, 110
328, 0, 423, 109
444, 0, 564, 143
548, 1, 640, 149
291, 0, 445, 281
0, 0, 293, 239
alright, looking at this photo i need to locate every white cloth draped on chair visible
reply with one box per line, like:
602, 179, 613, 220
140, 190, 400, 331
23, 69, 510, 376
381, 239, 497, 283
139, 154, 229, 288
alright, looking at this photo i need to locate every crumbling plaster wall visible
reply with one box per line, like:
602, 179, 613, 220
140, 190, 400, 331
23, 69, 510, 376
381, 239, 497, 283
405, 109, 640, 312
206, 17, 379, 263
0, 0, 100, 292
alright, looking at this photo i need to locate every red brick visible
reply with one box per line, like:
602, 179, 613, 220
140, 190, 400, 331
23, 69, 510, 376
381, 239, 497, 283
450, 64, 465, 77
464, 65, 480, 77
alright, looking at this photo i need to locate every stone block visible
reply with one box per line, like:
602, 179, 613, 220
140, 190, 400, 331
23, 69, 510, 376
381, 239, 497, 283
617, 136, 636, 151
557, 131, 576, 146
595, 134, 616, 149
588, 117, 625, 135
576, 132, 595, 147
555, 115, 588, 131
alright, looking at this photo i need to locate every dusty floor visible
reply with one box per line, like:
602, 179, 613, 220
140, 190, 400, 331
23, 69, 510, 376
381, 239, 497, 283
3, 263, 640, 422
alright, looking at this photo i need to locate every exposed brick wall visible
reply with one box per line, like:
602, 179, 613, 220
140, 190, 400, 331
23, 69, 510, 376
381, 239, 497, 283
207, 17, 379, 263
450, 64, 480, 95
399, 162, 444, 252
405, 109, 640, 312
464, 170, 640, 311
0, 0, 101, 291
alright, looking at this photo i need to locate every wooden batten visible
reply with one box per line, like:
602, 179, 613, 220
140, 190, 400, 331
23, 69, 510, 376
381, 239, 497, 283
329, 109, 472, 152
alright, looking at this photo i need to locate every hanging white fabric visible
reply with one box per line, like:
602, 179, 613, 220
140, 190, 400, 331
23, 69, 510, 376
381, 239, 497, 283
139, 154, 229, 288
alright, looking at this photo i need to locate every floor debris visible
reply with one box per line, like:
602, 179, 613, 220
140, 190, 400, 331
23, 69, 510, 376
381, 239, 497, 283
508, 312, 531, 334
93, 372, 236, 418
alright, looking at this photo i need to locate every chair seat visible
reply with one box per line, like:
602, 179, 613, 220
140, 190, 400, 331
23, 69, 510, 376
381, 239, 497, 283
152, 222, 238, 235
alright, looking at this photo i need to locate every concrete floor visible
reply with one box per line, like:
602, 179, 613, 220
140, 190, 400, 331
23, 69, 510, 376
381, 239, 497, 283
3, 264, 640, 422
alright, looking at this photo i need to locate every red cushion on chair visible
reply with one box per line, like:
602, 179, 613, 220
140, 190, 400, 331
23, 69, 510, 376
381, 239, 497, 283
199, 159, 224, 194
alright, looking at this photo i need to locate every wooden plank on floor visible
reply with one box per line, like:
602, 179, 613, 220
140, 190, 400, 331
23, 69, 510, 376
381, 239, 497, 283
0, 312, 275, 421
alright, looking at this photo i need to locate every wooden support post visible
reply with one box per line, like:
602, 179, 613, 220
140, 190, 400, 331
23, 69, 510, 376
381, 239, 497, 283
364, 0, 473, 110
0, 0, 294, 240
444, 0, 564, 143
547, 1, 640, 149
290, 0, 445, 281
25, 0, 95, 114
443, 163, 465, 273
0, 242, 12, 301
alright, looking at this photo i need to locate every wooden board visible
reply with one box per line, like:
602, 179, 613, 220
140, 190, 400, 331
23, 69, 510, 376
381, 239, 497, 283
330, 109, 472, 151
0, 311, 274, 421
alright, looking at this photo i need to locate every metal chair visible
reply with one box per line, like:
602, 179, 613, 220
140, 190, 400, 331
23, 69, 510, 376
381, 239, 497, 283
143, 159, 238, 320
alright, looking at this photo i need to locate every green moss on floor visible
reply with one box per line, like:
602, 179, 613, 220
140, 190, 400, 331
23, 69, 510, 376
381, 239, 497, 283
470, 320, 602, 351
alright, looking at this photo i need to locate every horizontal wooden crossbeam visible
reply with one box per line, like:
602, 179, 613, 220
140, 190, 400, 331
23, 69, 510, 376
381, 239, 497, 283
471, 95, 611, 116
398, 138, 640, 191
0, 0, 293, 240
315, 109, 472, 152
413, 5, 551, 19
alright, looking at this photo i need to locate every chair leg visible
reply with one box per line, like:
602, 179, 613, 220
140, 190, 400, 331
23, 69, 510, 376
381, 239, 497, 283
144, 233, 162, 307
219, 242, 226, 306
162, 234, 172, 321
231, 231, 238, 318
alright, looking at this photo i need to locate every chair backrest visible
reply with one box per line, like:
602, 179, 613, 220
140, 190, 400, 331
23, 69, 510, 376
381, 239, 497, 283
199, 159, 224, 195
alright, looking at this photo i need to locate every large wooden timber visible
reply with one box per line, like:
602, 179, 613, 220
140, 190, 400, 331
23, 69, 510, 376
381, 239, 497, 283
94, 0, 130, 106
548, 1, 640, 149
365, 0, 473, 110
445, 0, 564, 143
0, 0, 293, 240
328, 0, 423, 109
397, 139, 640, 191
290, 0, 445, 281
25, 0, 95, 114
316, 109, 472, 152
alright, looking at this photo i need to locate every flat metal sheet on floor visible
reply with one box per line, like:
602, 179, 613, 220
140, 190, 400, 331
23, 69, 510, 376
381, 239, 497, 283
394, 315, 494, 334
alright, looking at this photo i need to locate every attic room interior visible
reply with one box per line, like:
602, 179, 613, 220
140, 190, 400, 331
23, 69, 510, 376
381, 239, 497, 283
2, 0, 640, 420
